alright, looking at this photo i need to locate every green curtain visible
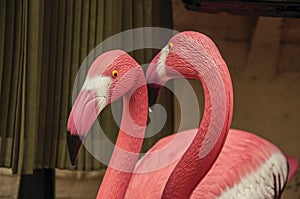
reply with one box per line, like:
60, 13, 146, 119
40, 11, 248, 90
0, 0, 173, 174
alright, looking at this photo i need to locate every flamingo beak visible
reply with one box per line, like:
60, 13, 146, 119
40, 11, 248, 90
66, 76, 110, 166
147, 45, 170, 109
147, 53, 164, 109
67, 90, 102, 166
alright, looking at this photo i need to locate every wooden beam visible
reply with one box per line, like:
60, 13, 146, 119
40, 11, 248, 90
183, 0, 300, 18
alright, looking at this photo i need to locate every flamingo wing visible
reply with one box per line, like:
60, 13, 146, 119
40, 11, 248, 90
192, 129, 289, 199
126, 129, 293, 199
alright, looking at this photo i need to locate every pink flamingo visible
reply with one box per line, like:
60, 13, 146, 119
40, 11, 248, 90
125, 31, 298, 198
67, 33, 298, 199
67, 50, 149, 198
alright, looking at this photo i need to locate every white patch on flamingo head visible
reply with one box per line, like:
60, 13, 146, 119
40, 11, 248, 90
156, 44, 170, 80
82, 75, 111, 112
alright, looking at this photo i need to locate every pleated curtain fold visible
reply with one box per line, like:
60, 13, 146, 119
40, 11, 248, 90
0, 0, 173, 174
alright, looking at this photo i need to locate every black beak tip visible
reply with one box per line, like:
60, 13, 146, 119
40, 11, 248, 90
67, 132, 82, 166
147, 84, 162, 108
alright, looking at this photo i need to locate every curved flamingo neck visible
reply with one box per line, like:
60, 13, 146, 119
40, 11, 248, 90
162, 33, 233, 198
97, 79, 148, 198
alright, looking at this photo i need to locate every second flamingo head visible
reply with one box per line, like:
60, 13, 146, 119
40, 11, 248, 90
146, 31, 225, 107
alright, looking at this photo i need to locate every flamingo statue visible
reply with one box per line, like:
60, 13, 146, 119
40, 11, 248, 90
125, 31, 298, 198
67, 33, 298, 199
67, 50, 149, 198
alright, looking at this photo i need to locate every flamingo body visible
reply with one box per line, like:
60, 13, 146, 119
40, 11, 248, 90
126, 128, 294, 199
192, 129, 288, 199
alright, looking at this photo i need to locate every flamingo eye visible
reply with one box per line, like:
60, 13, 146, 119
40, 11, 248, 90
111, 70, 119, 78
168, 43, 173, 50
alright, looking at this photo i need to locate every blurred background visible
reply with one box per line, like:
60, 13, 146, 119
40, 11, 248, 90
0, 0, 299, 198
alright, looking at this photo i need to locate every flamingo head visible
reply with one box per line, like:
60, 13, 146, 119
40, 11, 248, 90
67, 50, 143, 165
147, 31, 216, 107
